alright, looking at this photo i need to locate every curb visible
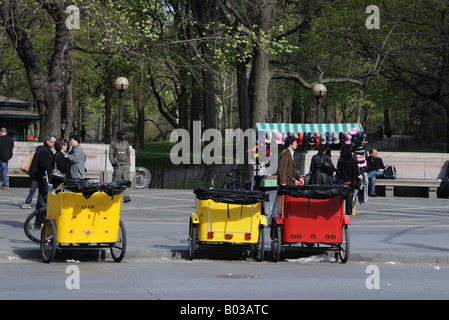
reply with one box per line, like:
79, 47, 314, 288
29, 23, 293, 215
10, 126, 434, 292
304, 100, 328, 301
3, 247, 449, 265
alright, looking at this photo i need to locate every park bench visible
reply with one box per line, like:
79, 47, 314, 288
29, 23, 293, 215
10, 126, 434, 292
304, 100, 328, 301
302, 151, 448, 199
374, 178, 441, 198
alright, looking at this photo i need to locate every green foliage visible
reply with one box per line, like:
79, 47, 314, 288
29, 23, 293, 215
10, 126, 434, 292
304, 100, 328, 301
1, 0, 448, 149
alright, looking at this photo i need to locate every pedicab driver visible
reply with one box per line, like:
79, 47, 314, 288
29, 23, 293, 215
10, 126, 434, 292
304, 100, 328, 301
277, 135, 303, 186
109, 129, 131, 203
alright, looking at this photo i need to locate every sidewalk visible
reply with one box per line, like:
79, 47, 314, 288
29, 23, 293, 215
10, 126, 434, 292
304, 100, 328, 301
1, 188, 449, 264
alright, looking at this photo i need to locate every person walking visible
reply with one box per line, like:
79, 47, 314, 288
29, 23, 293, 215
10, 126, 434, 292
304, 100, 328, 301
20, 180, 37, 209
66, 135, 85, 180
109, 129, 131, 202
29, 134, 57, 224
0, 127, 14, 189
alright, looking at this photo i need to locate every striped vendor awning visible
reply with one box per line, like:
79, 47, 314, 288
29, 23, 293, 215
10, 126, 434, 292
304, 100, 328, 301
255, 123, 363, 134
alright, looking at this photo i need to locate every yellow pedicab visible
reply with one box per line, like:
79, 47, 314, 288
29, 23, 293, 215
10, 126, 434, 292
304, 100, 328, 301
40, 179, 130, 263
189, 188, 269, 261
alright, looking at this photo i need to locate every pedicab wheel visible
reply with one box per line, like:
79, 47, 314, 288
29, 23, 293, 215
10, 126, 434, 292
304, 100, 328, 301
40, 219, 57, 263
111, 220, 127, 262
271, 223, 282, 262
339, 224, 350, 263
24, 208, 46, 243
135, 167, 151, 189
188, 218, 197, 260
255, 225, 265, 262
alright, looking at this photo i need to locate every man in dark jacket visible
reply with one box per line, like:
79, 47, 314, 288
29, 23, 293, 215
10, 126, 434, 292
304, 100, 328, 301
367, 148, 384, 197
0, 128, 14, 189
30, 134, 56, 224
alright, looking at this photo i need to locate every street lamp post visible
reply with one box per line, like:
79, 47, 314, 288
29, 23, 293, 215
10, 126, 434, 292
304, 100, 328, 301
114, 77, 129, 131
312, 83, 327, 123
61, 118, 68, 138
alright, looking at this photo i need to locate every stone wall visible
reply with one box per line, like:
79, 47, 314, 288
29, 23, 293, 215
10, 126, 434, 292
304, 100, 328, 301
7, 141, 135, 183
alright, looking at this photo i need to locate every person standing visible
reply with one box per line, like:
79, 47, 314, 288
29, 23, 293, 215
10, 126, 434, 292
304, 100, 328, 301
109, 129, 131, 202
0, 128, 14, 189
66, 135, 85, 180
29, 134, 57, 224
309, 145, 335, 185
337, 145, 360, 215
367, 148, 384, 197
51, 138, 70, 185
277, 135, 302, 186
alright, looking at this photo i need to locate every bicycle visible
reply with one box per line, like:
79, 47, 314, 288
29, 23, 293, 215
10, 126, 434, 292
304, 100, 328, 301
222, 169, 247, 190
135, 166, 151, 189
24, 172, 52, 243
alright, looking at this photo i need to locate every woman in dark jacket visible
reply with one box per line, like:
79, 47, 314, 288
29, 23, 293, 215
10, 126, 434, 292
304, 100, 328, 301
52, 138, 70, 184
309, 145, 335, 185
337, 145, 360, 215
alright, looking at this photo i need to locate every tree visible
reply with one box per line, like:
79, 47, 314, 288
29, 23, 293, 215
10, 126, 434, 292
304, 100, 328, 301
0, 0, 73, 139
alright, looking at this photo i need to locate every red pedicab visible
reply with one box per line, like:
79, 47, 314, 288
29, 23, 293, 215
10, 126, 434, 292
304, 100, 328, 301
270, 184, 352, 263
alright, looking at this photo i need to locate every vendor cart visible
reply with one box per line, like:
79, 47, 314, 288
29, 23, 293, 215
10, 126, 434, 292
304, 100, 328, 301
189, 188, 269, 261
254, 122, 365, 188
39, 179, 130, 263
270, 185, 352, 263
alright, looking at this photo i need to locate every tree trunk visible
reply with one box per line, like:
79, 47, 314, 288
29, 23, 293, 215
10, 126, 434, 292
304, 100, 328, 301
247, 0, 276, 128
104, 86, 113, 144
65, 81, 74, 140
0, 0, 73, 139
135, 67, 146, 151
191, 0, 219, 130
249, 48, 270, 127
236, 45, 251, 131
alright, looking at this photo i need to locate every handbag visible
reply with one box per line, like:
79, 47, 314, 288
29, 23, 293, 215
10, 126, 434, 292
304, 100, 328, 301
51, 168, 66, 181
20, 155, 34, 175
50, 154, 66, 181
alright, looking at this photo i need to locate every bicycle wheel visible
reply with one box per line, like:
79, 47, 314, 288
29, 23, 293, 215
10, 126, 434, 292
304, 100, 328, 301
255, 225, 265, 262
40, 219, 57, 263
339, 224, 350, 263
271, 223, 282, 262
135, 167, 151, 189
188, 218, 197, 260
24, 208, 46, 243
111, 220, 127, 262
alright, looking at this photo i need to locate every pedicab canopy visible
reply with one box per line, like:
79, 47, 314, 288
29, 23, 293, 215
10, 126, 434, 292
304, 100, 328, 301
277, 185, 352, 200
194, 189, 269, 205
255, 122, 363, 134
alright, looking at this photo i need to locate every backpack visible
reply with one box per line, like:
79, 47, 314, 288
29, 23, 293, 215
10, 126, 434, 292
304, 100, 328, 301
322, 156, 335, 176
382, 166, 397, 179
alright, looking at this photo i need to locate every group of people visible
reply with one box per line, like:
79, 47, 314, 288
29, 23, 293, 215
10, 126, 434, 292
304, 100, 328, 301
25, 134, 86, 224
278, 135, 384, 214
19, 129, 131, 225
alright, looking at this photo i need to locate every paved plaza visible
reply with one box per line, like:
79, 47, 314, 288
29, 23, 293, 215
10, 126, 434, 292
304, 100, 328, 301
1, 187, 449, 264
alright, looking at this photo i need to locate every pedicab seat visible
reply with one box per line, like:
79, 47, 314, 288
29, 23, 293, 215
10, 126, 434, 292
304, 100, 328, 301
62, 178, 131, 199
277, 184, 352, 200
193, 188, 269, 205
